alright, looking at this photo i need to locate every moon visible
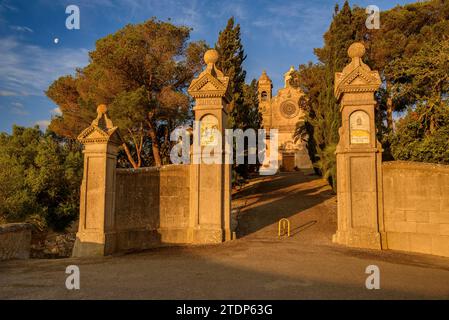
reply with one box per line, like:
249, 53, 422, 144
54, 38, 59, 44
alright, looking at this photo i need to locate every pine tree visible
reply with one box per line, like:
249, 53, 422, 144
46, 18, 208, 168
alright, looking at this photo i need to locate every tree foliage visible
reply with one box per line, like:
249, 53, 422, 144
390, 104, 449, 164
215, 17, 261, 181
371, 0, 449, 162
294, 1, 363, 190
294, 0, 449, 191
0, 126, 83, 231
47, 18, 208, 168
215, 17, 248, 129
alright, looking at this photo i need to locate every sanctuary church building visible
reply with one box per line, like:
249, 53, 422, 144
258, 67, 312, 172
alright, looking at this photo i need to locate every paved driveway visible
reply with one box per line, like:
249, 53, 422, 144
1, 172, 449, 299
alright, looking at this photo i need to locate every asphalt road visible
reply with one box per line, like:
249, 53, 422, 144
1, 172, 449, 299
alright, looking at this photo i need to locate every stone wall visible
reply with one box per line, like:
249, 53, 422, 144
73, 51, 233, 257
114, 165, 191, 252
0, 223, 32, 261
382, 161, 449, 257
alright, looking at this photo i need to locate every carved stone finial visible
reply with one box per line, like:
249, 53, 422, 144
188, 49, 230, 101
97, 104, 108, 115
91, 104, 114, 129
348, 42, 365, 59
204, 49, 219, 65
334, 42, 381, 101
78, 103, 121, 145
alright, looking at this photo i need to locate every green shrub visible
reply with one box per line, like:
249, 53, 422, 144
0, 126, 83, 231
390, 104, 449, 164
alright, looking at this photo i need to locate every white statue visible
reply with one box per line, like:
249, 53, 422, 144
284, 66, 295, 88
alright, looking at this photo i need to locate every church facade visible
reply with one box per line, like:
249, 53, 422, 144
258, 67, 312, 172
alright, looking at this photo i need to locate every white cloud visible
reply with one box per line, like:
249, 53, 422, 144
206, 0, 248, 21
0, 37, 89, 97
51, 107, 62, 116
0, 1, 18, 25
267, 2, 306, 18
251, 4, 329, 48
34, 120, 51, 130
0, 90, 17, 96
174, 2, 203, 32
0, 2, 17, 11
10, 102, 29, 116
121, 0, 204, 32
10, 25, 33, 32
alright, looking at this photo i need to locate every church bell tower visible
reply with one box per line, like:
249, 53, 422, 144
258, 70, 273, 129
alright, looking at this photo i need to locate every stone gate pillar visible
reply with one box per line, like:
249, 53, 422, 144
72, 104, 121, 257
333, 43, 385, 249
188, 49, 232, 243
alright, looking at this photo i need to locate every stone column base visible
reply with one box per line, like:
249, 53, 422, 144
72, 231, 117, 257
192, 228, 225, 244
332, 229, 382, 250
158, 228, 190, 244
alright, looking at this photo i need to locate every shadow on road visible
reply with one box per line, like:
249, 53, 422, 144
234, 172, 334, 238
0, 242, 438, 299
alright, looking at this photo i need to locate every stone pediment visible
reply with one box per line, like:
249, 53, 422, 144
334, 43, 381, 100
78, 104, 122, 145
188, 72, 229, 98
78, 125, 121, 145
335, 68, 381, 100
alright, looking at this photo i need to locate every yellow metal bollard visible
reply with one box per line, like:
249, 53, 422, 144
278, 218, 290, 238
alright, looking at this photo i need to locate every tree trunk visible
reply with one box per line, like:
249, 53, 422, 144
387, 98, 394, 132
147, 121, 162, 167
430, 116, 436, 134
122, 143, 139, 169
137, 136, 143, 168
129, 133, 143, 168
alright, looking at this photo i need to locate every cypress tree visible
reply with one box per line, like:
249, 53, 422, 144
296, 1, 362, 190
215, 17, 247, 129
215, 18, 263, 180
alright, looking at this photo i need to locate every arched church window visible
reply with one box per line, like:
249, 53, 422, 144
261, 91, 268, 101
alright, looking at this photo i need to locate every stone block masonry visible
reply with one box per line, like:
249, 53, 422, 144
73, 49, 232, 257
114, 165, 192, 251
0, 223, 32, 261
382, 161, 449, 257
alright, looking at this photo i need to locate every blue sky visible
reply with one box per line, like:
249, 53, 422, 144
0, 0, 415, 133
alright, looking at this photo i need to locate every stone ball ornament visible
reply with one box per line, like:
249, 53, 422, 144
97, 104, 108, 115
204, 49, 219, 65
348, 42, 366, 59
